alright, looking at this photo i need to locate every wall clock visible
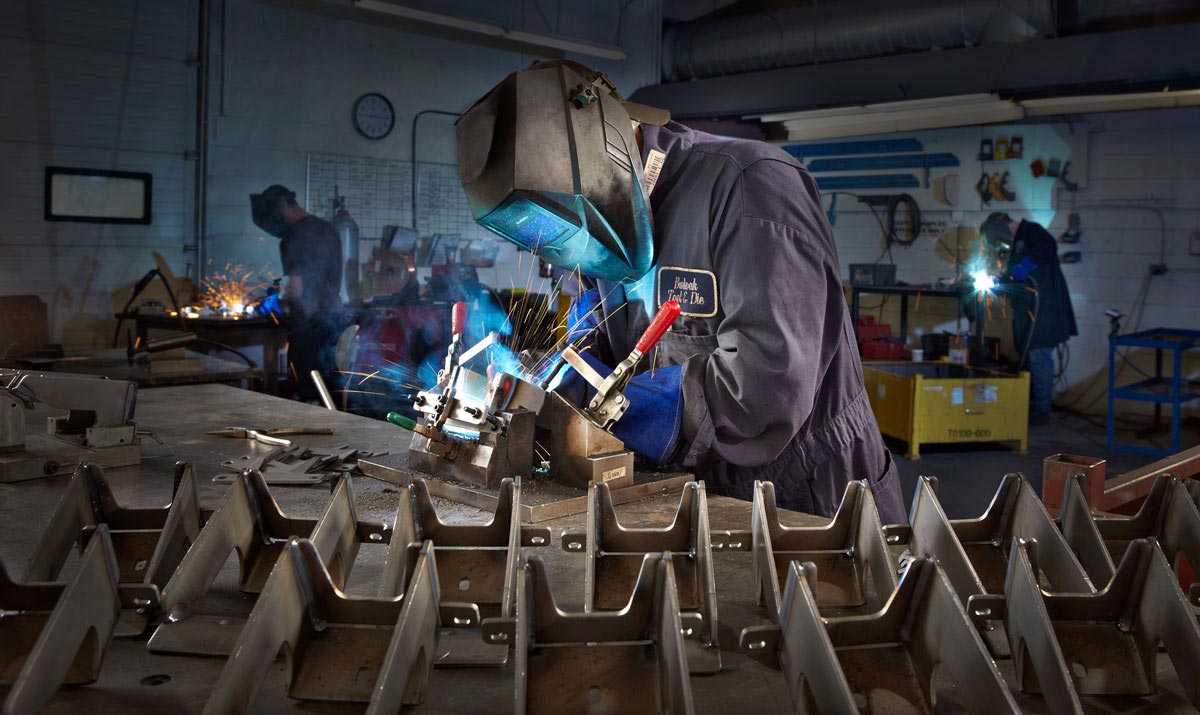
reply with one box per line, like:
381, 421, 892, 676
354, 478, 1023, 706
353, 92, 395, 140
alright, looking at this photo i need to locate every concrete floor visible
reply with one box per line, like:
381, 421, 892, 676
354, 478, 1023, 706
890, 410, 1187, 518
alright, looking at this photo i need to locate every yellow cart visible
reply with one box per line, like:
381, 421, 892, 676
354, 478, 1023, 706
863, 362, 1029, 460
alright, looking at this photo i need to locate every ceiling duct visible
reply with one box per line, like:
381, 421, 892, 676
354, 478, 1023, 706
663, 0, 1056, 81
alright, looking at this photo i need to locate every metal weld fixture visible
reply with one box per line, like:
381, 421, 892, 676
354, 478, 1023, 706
884, 474, 1094, 655
745, 557, 1019, 714
22, 462, 199, 634
975, 537, 1200, 714
744, 479, 897, 623
202, 537, 455, 714
513, 552, 695, 715
1, 526, 122, 715
560, 480, 721, 673
1059, 471, 1200, 601
148, 471, 390, 656
382, 477, 552, 666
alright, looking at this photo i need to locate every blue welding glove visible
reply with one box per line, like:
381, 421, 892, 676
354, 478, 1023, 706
255, 292, 284, 317
566, 288, 602, 344
548, 351, 684, 466
1010, 256, 1037, 282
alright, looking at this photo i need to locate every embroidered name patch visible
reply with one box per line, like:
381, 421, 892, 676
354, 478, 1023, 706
658, 266, 718, 318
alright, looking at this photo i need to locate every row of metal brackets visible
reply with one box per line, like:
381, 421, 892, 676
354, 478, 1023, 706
10, 463, 1200, 713
737, 472, 1200, 714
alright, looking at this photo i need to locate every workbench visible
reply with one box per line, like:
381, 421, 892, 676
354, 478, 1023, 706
116, 311, 287, 393
1, 385, 1195, 713
848, 283, 968, 346
11, 349, 262, 388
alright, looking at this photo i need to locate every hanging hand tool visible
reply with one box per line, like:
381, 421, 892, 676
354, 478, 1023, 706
560, 300, 682, 431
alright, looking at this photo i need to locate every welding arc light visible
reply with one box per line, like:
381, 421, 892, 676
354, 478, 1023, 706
972, 270, 996, 293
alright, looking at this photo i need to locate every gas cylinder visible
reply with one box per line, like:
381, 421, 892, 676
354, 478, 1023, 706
331, 188, 360, 303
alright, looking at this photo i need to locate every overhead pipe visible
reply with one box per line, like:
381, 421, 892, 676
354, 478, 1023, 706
662, 0, 1055, 81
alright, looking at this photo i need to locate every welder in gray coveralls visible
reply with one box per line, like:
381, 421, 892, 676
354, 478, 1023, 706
455, 60, 906, 524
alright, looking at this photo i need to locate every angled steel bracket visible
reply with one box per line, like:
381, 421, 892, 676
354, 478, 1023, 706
742, 557, 1018, 713
1060, 472, 1200, 603
972, 537, 1200, 713
513, 552, 695, 715
202, 538, 454, 713
749, 479, 897, 622
382, 477, 550, 667
22, 462, 201, 635
886, 475, 1094, 604
148, 471, 390, 655
1, 526, 122, 715
559, 480, 720, 673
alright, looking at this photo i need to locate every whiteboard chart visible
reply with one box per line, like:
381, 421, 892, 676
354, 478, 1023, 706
305, 152, 493, 243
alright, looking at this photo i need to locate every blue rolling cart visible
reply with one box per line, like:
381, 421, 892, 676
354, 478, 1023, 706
1108, 328, 1200, 457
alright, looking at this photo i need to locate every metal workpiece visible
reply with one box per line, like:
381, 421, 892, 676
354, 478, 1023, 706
544, 392, 634, 489
514, 553, 695, 715
367, 541, 444, 714
1060, 472, 1200, 600
382, 477, 550, 666
886, 475, 1094, 613
560, 480, 720, 673
981, 537, 1200, 713
148, 470, 391, 656
0, 369, 140, 482
1, 526, 122, 715
24, 463, 202, 589
747, 479, 897, 622
756, 557, 1019, 715
202, 538, 451, 714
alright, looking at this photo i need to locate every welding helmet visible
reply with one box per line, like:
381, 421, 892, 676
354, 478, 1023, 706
979, 212, 1014, 254
250, 185, 295, 239
456, 61, 669, 283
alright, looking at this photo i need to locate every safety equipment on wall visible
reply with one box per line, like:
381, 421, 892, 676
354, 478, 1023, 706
250, 185, 295, 239
456, 61, 668, 283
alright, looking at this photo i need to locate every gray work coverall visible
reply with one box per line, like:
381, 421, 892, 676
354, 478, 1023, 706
584, 121, 907, 524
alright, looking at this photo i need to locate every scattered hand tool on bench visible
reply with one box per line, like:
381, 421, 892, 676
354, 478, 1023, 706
207, 426, 336, 448
215, 443, 386, 485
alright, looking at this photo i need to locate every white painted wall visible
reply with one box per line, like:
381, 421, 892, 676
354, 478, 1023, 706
204, 0, 662, 293
0, 0, 198, 351
817, 107, 1200, 414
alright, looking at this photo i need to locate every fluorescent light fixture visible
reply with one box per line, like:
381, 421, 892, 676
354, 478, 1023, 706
1022, 89, 1200, 115
766, 94, 1023, 141
354, 0, 627, 60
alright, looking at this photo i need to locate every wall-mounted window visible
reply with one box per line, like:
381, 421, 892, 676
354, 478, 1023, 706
44, 167, 152, 224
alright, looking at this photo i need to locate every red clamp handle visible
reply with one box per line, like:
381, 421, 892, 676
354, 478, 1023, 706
635, 300, 681, 354
451, 301, 468, 336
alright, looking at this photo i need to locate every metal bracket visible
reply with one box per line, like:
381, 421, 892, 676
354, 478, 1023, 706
1060, 472, 1200, 604
202, 538, 451, 713
746, 557, 1019, 713
383, 477, 550, 666
560, 480, 720, 673
749, 479, 898, 622
513, 552, 695, 714
995, 537, 1200, 712
885, 474, 1094, 656
148, 471, 391, 655
1, 525, 122, 715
